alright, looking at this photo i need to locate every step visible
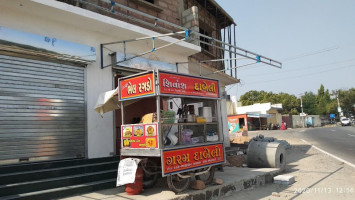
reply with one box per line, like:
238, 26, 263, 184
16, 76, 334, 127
0, 156, 120, 174
1, 179, 117, 200
0, 169, 117, 197
0, 160, 119, 185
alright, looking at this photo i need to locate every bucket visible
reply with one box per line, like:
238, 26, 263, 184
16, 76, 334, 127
125, 167, 143, 195
198, 107, 212, 122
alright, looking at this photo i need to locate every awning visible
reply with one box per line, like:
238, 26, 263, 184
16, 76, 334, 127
94, 87, 120, 116
94, 87, 141, 116
246, 113, 273, 118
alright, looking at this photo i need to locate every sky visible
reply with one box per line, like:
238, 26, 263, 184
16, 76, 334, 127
217, 0, 355, 100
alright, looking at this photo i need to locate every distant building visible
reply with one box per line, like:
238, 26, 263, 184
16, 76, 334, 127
227, 101, 283, 131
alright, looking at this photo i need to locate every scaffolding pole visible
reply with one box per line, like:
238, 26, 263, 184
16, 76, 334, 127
203, 62, 257, 76
82, 0, 282, 69
100, 31, 187, 68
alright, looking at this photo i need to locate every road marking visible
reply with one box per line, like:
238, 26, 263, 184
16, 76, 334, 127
331, 129, 336, 132
347, 134, 355, 137
301, 139, 355, 169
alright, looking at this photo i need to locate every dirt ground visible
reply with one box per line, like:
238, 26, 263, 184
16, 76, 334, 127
225, 129, 355, 200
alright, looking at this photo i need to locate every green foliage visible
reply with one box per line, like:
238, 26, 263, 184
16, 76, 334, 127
316, 84, 332, 115
302, 92, 317, 114
240, 90, 299, 114
239, 85, 355, 116
338, 88, 355, 116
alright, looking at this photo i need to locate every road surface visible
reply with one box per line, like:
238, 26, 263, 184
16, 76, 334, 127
299, 126, 355, 165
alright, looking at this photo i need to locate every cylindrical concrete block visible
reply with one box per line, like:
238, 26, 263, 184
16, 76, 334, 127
247, 141, 286, 171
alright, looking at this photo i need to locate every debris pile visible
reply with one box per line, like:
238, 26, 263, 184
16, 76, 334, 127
226, 151, 247, 167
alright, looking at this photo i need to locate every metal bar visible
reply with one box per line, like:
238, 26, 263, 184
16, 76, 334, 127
102, 31, 185, 46
111, 38, 185, 67
121, 101, 124, 124
228, 26, 232, 76
77, 0, 282, 68
100, 44, 103, 69
197, 57, 246, 64
199, 61, 202, 76
152, 37, 155, 52
173, 31, 282, 68
156, 95, 160, 123
224, 28, 226, 66
100, 0, 181, 30
123, 41, 126, 61
196, 39, 282, 68
103, 0, 282, 65
203, 62, 257, 76
233, 24, 237, 78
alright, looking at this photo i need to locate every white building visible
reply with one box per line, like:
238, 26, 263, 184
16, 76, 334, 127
0, 0, 240, 164
232, 100, 283, 126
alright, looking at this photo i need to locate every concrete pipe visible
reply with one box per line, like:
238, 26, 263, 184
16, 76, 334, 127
247, 141, 286, 171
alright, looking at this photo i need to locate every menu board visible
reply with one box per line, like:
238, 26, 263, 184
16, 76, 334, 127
121, 123, 158, 149
162, 144, 224, 175
159, 71, 219, 98
119, 72, 155, 101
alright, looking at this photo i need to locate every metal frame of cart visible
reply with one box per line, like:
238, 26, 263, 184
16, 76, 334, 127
118, 70, 226, 192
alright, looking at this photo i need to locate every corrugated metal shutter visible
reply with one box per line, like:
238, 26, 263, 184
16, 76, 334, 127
0, 54, 86, 165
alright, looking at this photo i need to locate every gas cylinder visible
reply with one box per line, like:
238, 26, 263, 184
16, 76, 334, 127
125, 167, 143, 195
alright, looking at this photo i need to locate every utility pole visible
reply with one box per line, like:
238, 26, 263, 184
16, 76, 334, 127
300, 95, 305, 128
300, 96, 304, 114
337, 94, 343, 118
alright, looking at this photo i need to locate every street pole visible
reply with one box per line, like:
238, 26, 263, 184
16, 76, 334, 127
337, 95, 342, 118
300, 95, 305, 128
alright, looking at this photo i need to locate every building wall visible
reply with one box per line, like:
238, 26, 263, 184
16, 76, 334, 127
0, 0, 193, 159
219, 86, 230, 147
61, 0, 224, 70
267, 109, 282, 125
291, 115, 322, 128
236, 103, 272, 115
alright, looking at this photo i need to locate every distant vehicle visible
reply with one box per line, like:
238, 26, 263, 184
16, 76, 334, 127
341, 118, 351, 126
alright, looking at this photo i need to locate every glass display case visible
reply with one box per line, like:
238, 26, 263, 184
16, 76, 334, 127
118, 70, 225, 193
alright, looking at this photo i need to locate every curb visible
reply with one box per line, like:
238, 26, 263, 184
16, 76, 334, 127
170, 169, 280, 200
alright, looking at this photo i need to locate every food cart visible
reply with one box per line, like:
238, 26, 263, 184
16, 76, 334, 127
118, 70, 225, 192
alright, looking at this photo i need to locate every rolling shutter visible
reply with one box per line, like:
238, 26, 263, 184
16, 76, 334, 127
0, 54, 86, 165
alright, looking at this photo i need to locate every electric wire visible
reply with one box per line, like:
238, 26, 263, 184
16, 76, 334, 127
244, 58, 355, 78
246, 64, 355, 85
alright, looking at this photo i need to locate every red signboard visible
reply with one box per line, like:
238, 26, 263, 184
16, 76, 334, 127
162, 144, 224, 175
120, 72, 155, 100
159, 72, 219, 98
121, 123, 159, 149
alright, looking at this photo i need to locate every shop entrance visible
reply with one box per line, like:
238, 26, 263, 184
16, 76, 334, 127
0, 54, 86, 165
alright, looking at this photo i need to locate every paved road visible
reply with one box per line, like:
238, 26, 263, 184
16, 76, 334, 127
298, 126, 355, 166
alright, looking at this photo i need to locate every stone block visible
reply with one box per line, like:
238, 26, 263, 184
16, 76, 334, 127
213, 178, 223, 185
273, 175, 295, 185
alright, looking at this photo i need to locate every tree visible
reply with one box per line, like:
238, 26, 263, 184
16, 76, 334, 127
238, 85, 354, 117
302, 92, 317, 115
277, 93, 299, 114
239, 90, 268, 105
316, 84, 332, 115
338, 88, 355, 117
239, 91, 299, 114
